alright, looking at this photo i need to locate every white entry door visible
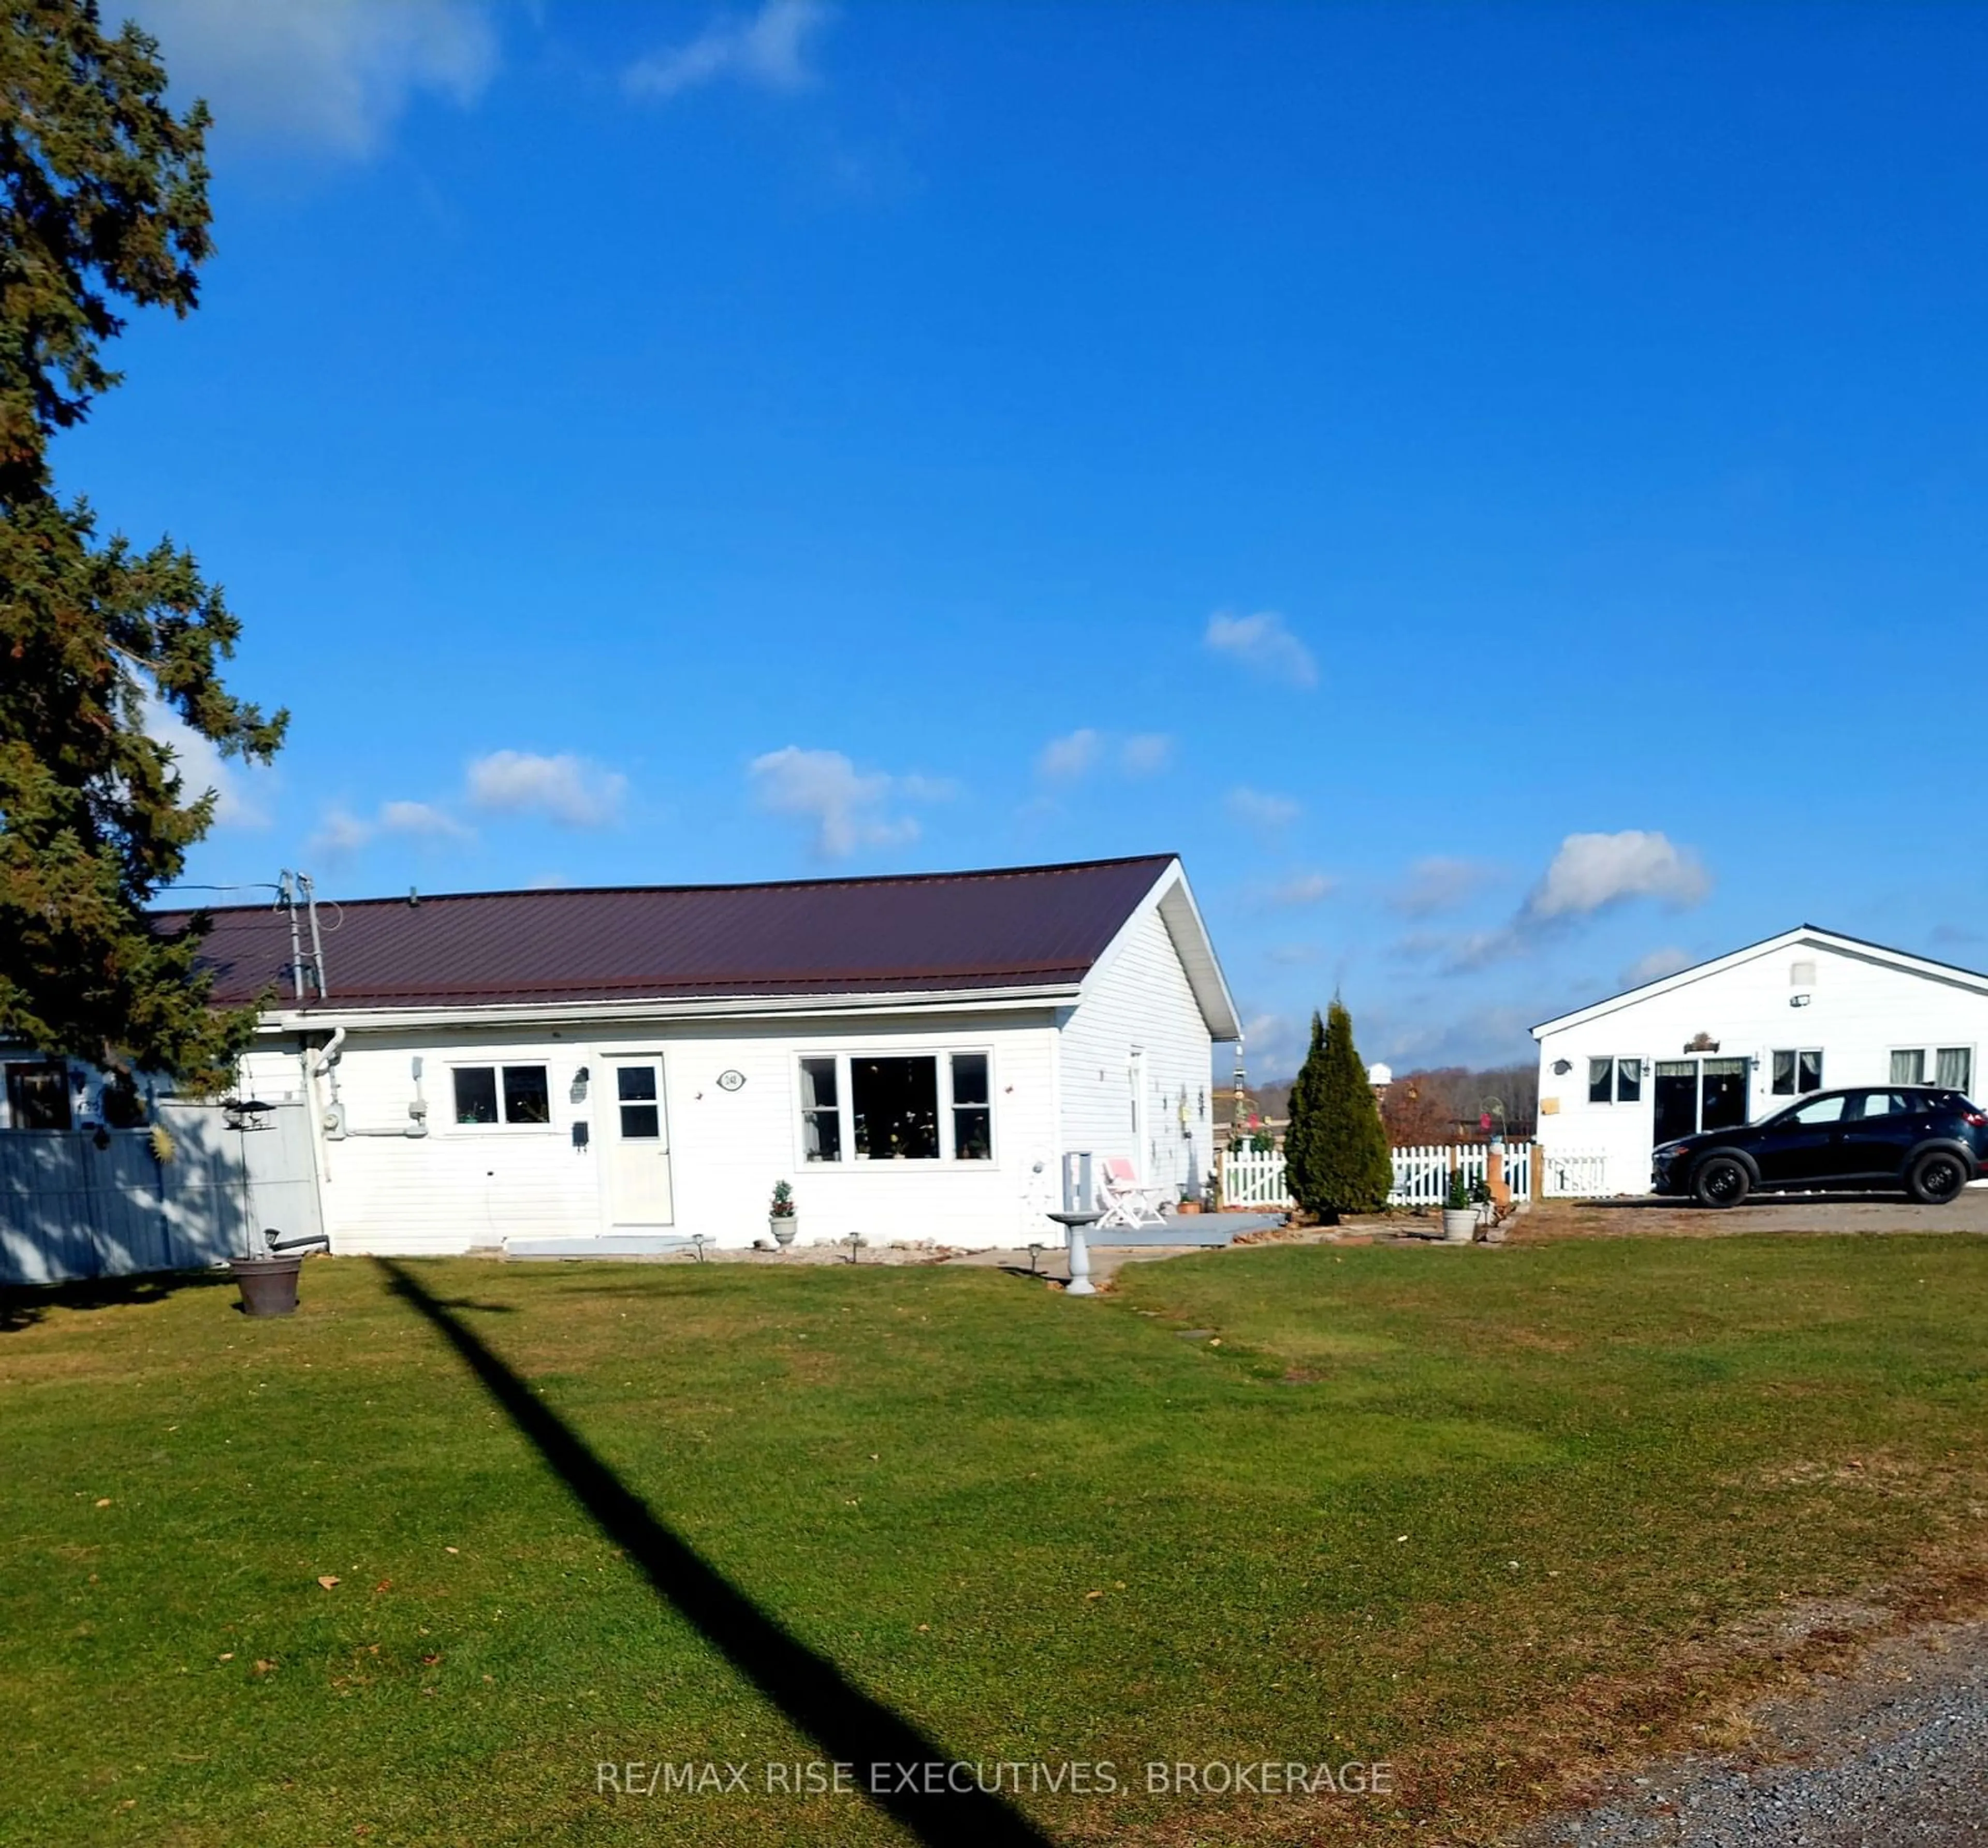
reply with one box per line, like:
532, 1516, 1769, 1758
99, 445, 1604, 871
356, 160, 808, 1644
606, 1056, 674, 1226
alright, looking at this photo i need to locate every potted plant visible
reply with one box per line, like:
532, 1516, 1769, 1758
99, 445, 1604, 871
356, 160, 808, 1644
769, 1180, 797, 1248
1441, 1168, 1476, 1243
1177, 1184, 1202, 1216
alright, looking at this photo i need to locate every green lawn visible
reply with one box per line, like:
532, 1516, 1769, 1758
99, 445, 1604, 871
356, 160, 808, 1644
3, 1234, 1985, 1846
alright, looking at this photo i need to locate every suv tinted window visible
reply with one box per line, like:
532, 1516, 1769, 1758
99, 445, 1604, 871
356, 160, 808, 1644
1850, 1091, 1923, 1119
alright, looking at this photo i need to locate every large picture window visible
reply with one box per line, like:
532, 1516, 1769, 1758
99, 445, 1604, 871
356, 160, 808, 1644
454, 1064, 551, 1126
797, 1051, 993, 1162
854, 1057, 941, 1160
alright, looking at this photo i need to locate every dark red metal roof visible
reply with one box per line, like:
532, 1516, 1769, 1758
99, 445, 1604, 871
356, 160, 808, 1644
160, 855, 1177, 1013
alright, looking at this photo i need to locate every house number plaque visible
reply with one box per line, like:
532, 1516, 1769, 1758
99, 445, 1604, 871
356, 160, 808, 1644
717, 1070, 746, 1092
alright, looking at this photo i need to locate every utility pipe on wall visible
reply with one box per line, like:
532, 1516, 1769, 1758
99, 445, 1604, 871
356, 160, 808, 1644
318, 1037, 428, 1140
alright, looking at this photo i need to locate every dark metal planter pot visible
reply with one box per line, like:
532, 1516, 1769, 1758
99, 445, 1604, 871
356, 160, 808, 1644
231, 1255, 305, 1317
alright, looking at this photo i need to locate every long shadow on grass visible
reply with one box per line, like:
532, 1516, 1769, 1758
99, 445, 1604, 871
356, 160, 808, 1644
0, 1267, 236, 1333
380, 1260, 1055, 1848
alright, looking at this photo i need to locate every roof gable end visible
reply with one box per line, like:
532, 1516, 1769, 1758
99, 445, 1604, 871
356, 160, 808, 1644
1532, 925, 1988, 1039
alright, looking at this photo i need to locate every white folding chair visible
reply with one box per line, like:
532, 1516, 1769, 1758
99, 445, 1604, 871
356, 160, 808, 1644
1094, 1156, 1170, 1231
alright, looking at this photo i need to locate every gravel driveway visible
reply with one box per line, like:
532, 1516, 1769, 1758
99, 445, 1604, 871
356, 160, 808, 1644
1524, 1186, 1988, 1241
1520, 1619, 1988, 1846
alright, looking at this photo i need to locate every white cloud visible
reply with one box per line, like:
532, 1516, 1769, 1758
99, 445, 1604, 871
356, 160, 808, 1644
1204, 609, 1318, 689
1391, 855, 1497, 916
1394, 834, 1711, 974
1365, 1002, 1540, 1072
143, 694, 271, 830
1226, 787, 1302, 832
1622, 945, 1696, 988
131, 0, 498, 157
1263, 871, 1334, 908
1525, 831, 1711, 920
305, 796, 474, 862
1037, 729, 1103, 781
626, 0, 832, 100
1236, 1010, 1304, 1074
307, 805, 375, 863
748, 745, 945, 859
378, 799, 473, 842
465, 751, 627, 828
1035, 729, 1174, 782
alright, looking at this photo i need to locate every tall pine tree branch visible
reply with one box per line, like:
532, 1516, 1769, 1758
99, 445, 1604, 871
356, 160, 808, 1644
1, 1, 285, 1091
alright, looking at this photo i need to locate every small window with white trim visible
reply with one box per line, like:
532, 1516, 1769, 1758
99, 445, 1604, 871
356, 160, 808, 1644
1770, 1049, 1824, 1096
951, 1052, 991, 1161
1588, 1057, 1642, 1104
1891, 1046, 1972, 1094
453, 1064, 551, 1126
799, 1057, 841, 1162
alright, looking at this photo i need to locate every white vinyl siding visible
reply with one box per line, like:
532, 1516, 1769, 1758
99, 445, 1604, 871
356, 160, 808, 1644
300, 1014, 1060, 1255
1059, 902, 1216, 1203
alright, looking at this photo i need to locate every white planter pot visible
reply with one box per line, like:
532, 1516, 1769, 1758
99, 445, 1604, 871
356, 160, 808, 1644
1440, 1209, 1477, 1243
771, 1216, 797, 1247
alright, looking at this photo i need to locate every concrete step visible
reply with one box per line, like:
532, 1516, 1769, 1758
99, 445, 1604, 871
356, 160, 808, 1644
503, 1233, 693, 1259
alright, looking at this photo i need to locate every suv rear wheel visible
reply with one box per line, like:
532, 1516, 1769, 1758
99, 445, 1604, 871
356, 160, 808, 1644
1692, 1155, 1749, 1209
1907, 1149, 1968, 1205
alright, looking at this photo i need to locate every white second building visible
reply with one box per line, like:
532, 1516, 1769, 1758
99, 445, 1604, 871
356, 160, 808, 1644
1532, 925, 1987, 1194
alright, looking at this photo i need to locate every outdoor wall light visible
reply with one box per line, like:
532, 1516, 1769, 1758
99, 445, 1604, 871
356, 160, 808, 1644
1791, 993, 1812, 1008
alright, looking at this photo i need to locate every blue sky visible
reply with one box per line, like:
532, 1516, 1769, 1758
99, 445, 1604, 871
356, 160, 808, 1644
77, 1, 1988, 1075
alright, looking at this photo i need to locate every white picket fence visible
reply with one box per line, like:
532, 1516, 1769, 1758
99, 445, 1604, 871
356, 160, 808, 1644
1220, 1141, 1612, 1211
1222, 1145, 1297, 1208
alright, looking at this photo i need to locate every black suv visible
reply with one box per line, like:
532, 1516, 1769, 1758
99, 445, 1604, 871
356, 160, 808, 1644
1652, 1086, 1988, 1207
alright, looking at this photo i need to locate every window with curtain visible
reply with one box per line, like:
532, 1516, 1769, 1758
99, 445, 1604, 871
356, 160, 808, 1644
1891, 1049, 1925, 1085
1771, 1049, 1823, 1096
1588, 1057, 1642, 1104
1936, 1047, 1973, 1093
799, 1057, 841, 1161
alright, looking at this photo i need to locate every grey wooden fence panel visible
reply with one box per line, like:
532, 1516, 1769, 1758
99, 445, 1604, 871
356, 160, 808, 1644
0, 1099, 320, 1287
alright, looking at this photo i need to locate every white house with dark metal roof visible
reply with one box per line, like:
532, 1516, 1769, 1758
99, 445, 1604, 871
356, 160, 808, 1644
1531, 925, 1988, 1195
198, 855, 1239, 1256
